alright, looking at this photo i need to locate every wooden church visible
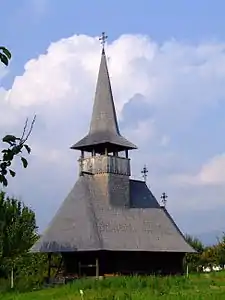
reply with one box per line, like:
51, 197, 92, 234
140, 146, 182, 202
31, 34, 194, 278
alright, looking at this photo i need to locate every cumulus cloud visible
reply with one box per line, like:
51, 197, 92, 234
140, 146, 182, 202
173, 153, 225, 186
1, 33, 225, 233
198, 154, 225, 185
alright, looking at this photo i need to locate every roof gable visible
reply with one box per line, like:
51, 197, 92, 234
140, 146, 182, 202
31, 175, 194, 253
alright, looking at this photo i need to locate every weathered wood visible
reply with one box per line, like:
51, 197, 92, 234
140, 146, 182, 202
80, 155, 130, 176
96, 258, 99, 278
10, 267, 14, 289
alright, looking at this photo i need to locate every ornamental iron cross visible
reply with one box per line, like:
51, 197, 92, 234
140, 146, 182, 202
161, 192, 168, 207
141, 165, 148, 182
99, 32, 108, 49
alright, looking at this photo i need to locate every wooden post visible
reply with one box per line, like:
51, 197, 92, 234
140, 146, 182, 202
47, 253, 52, 284
186, 264, 189, 278
10, 267, 14, 289
96, 258, 99, 278
78, 262, 81, 277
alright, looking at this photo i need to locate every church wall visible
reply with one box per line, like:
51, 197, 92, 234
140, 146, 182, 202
94, 173, 130, 207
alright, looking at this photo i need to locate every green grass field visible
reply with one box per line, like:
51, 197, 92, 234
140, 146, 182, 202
2, 272, 225, 300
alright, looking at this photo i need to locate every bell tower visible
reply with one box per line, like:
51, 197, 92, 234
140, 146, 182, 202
71, 32, 137, 207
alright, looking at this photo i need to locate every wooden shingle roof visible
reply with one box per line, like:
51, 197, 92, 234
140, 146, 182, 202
71, 49, 137, 153
31, 175, 194, 253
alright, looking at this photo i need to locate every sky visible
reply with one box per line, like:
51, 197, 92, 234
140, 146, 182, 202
1, 0, 225, 242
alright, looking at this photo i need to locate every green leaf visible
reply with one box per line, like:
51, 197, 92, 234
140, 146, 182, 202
1, 169, 7, 176
2, 135, 16, 145
0, 54, 8, 66
3, 150, 14, 162
6, 161, 11, 167
0, 175, 8, 187
0, 47, 11, 59
24, 144, 31, 154
21, 157, 28, 168
11, 144, 23, 155
9, 170, 16, 177
0, 162, 7, 170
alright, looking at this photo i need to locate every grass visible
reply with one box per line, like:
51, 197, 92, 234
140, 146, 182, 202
2, 272, 225, 299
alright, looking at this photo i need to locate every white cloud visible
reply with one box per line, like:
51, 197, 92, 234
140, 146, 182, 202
198, 154, 225, 185
1, 33, 225, 233
174, 153, 225, 186
124, 119, 156, 147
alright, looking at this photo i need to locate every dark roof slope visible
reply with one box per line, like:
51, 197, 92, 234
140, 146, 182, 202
31, 175, 194, 253
71, 49, 137, 152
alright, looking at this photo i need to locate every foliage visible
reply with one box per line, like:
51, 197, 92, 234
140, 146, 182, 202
0, 47, 11, 66
184, 233, 225, 273
0, 192, 38, 277
2, 272, 225, 299
0, 45, 36, 187
185, 234, 205, 253
184, 234, 205, 272
0, 116, 36, 187
215, 234, 225, 266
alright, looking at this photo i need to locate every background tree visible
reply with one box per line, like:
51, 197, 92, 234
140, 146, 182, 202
184, 234, 205, 272
0, 46, 36, 187
0, 191, 38, 277
213, 234, 225, 267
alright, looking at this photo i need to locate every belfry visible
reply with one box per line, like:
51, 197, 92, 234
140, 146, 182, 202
31, 33, 194, 278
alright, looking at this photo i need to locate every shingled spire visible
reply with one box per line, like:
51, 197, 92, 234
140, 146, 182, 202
89, 48, 120, 135
71, 40, 137, 154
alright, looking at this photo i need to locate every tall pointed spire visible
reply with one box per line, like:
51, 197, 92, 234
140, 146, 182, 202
71, 33, 137, 153
89, 47, 120, 135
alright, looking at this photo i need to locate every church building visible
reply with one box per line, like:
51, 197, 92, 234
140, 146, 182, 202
31, 33, 194, 277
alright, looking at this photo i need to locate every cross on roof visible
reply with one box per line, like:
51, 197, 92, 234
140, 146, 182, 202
99, 32, 108, 49
161, 192, 168, 207
141, 165, 148, 182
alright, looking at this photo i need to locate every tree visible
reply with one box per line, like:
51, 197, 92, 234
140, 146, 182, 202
0, 46, 36, 187
213, 233, 225, 266
201, 245, 218, 268
185, 234, 204, 253
184, 234, 205, 272
0, 191, 38, 277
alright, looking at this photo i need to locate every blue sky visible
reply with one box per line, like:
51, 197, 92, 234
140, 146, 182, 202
2, 0, 225, 86
1, 0, 225, 244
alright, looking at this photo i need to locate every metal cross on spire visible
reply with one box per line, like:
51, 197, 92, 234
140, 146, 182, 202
99, 32, 108, 49
141, 165, 148, 182
161, 192, 168, 207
